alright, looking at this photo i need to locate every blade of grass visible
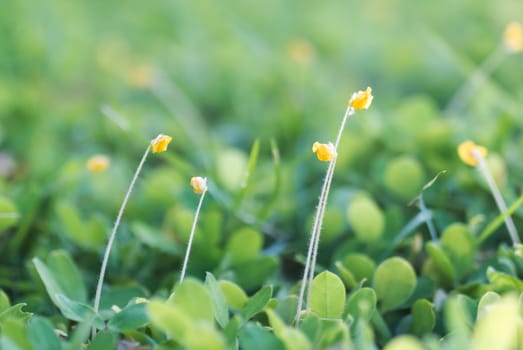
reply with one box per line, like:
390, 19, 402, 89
477, 193, 523, 245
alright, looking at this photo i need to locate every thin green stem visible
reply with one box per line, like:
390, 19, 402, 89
92, 145, 151, 337
473, 149, 520, 245
179, 189, 207, 283
419, 194, 438, 242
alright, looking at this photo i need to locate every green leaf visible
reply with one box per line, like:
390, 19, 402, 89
477, 291, 500, 320
486, 267, 523, 293
0, 319, 31, 350
54, 294, 104, 329
0, 289, 10, 312
241, 285, 272, 321
238, 323, 285, 350
310, 271, 346, 319
373, 257, 416, 311
184, 323, 226, 350
316, 319, 350, 348
266, 309, 286, 336
27, 316, 61, 350
383, 335, 425, 350
441, 224, 474, 279
63, 319, 92, 350
275, 296, 299, 325
205, 272, 229, 328
46, 251, 87, 303
299, 313, 322, 345
0, 304, 31, 324
341, 253, 376, 285
232, 256, 278, 290
347, 195, 384, 242
107, 302, 148, 332
219, 280, 248, 310
0, 197, 19, 232
345, 287, 377, 321
86, 331, 117, 350
425, 242, 455, 287
335, 262, 357, 289
55, 201, 87, 246
226, 227, 263, 265
266, 309, 311, 350
33, 250, 87, 310
131, 222, 181, 255
410, 299, 435, 336
471, 295, 520, 350
147, 299, 191, 343
98, 285, 147, 311
279, 328, 312, 350
170, 279, 215, 323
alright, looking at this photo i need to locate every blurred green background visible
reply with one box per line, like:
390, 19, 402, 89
1, 0, 523, 308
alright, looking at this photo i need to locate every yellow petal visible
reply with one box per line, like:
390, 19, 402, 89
151, 134, 172, 153
86, 155, 110, 173
190, 176, 208, 194
312, 142, 337, 162
457, 141, 488, 166
504, 22, 523, 53
349, 87, 374, 110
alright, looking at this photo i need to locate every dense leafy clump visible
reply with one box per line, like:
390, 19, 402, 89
1, 0, 523, 349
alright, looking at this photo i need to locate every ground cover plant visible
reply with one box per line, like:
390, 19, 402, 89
1, 0, 523, 349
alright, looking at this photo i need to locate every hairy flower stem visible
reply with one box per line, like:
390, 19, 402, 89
92, 145, 151, 337
179, 189, 207, 283
295, 106, 354, 327
472, 149, 520, 245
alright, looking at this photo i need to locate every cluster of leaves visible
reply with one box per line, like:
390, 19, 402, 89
2, 0, 523, 349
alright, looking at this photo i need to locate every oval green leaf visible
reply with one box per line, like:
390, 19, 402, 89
170, 278, 215, 323
345, 287, 377, 321
310, 271, 346, 319
373, 257, 416, 311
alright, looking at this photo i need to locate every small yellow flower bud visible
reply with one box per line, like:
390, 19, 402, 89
458, 140, 488, 166
349, 87, 374, 110
190, 176, 208, 194
151, 134, 172, 153
287, 39, 314, 65
86, 155, 110, 173
134, 297, 149, 304
312, 142, 337, 162
129, 64, 155, 88
503, 22, 523, 53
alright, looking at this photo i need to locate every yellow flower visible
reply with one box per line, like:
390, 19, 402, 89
457, 140, 488, 166
86, 155, 110, 173
287, 39, 314, 65
503, 22, 523, 53
151, 134, 172, 153
190, 176, 208, 194
312, 142, 337, 162
349, 87, 374, 110
129, 64, 155, 88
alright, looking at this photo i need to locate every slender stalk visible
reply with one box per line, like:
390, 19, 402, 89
305, 107, 354, 309
295, 106, 354, 326
92, 145, 151, 336
444, 44, 506, 115
472, 149, 520, 245
179, 189, 207, 282
419, 195, 438, 242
